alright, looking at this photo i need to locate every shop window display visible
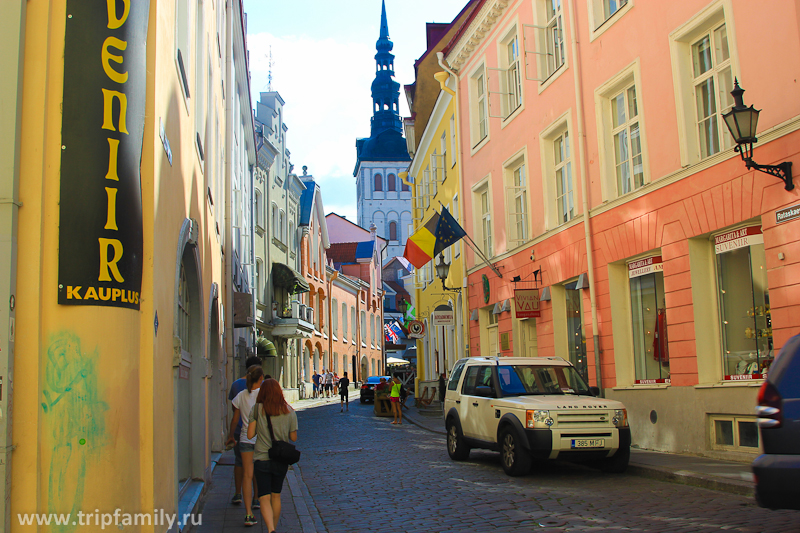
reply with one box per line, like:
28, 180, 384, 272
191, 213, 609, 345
628, 256, 669, 384
714, 226, 772, 380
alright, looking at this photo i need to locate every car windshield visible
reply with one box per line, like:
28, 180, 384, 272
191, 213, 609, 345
496, 365, 592, 396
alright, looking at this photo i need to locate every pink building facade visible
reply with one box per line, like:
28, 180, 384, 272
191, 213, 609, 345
446, 0, 800, 459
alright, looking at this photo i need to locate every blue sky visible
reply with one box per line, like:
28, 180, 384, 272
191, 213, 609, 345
242, 0, 469, 221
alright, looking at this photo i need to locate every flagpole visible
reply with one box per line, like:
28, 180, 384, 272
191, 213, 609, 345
438, 201, 503, 279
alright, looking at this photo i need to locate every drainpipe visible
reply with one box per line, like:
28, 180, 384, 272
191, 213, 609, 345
436, 52, 470, 370
567, 0, 602, 394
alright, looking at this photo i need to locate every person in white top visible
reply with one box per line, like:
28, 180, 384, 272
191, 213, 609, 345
324, 369, 334, 398
228, 365, 264, 526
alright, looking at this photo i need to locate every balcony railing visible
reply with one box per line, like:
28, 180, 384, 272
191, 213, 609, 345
271, 301, 314, 339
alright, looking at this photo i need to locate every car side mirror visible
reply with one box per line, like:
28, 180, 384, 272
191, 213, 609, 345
589, 386, 600, 397
475, 385, 494, 398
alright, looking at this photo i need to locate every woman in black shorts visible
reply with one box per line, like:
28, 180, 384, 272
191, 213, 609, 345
248, 379, 298, 532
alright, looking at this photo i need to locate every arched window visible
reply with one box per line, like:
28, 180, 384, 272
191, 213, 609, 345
389, 221, 398, 241
374, 173, 383, 191
387, 174, 396, 191
401, 179, 410, 192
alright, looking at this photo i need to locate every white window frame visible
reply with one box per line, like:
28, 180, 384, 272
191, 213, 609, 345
449, 115, 457, 168
532, 0, 567, 91
588, 0, 634, 41
254, 190, 264, 229
472, 179, 494, 259
539, 111, 575, 230
468, 62, 489, 151
503, 149, 530, 250
669, 1, 739, 167
440, 131, 448, 179
497, 23, 524, 120
594, 61, 650, 202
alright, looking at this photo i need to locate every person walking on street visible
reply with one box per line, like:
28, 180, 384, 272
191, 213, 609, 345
248, 379, 298, 533
390, 374, 403, 425
228, 355, 262, 505
338, 372, 350, 412
228, 365, 264, 525
333, 371, 339, 395
312, 371, 320, 398
325, 368, 334, 398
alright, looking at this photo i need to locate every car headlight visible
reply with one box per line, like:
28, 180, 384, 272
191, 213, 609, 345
612, 409, 628, 428
526, 410, 554, 429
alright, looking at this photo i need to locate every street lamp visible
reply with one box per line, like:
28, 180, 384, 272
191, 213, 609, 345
722, 79, 794, 191
435, 253, 460, 292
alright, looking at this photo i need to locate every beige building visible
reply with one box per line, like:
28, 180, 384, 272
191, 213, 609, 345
3, 0, 256, 529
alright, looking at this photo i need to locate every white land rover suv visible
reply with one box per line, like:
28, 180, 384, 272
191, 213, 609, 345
444, 356, 631, 476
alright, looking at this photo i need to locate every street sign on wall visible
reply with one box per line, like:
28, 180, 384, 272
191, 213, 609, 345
57, 0, 149, 310
432, 305, 454, 326
514, 289, 540, 318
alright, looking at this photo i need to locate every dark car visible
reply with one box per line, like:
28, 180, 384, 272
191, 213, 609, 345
360, 376, 392, 403
752, 333, 800, 510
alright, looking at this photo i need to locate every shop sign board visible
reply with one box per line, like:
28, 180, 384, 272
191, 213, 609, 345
724, 373, 764, 381
776, 204, 800, 224
57, 0, 150, 310
432, 308, 454, 327
635, 378, 670, 385
714, 226, 763, 255
514, 289, 540, 318
628, 256, 663, 278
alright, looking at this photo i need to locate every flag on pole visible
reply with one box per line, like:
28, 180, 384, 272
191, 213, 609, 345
384, 321, 403, 344
434, 207, 467, 256
405, 304, 417, 321
403, 212, 440, 269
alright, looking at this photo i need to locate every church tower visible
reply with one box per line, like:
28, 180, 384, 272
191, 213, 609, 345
354, 0, 412, 262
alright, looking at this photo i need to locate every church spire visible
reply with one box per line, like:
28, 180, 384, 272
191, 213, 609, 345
370, 0, 401, 137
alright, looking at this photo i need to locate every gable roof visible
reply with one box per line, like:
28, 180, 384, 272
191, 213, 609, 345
327, 242, 359, 265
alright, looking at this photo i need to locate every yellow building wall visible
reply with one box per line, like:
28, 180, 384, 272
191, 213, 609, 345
409, 77, 468, 383
13, 1, 228, 530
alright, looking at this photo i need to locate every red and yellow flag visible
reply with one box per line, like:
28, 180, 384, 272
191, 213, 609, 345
403, 212, 440, 269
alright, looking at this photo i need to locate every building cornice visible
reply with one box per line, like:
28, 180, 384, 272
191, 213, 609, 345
446, 0, 510, 72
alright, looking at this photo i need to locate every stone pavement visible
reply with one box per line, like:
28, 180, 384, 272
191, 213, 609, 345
192, 394, 800, 533
401, 399, 756, 496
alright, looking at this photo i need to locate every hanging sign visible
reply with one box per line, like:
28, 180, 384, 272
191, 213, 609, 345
57, 0, 149, 310
628, 256, 663, 279
514, 289, 540, 318
432, 305, 454, 326
407, 320, 426, 339
714, 226, 763, 255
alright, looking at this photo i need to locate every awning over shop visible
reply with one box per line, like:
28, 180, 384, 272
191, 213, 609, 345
272, 262, 310, 294
256, 337, 278, 357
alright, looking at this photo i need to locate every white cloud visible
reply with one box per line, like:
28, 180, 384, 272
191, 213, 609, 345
248, 32, 373, 222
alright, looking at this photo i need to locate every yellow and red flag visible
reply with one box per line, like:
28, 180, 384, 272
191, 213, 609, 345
403, 212, 440, 269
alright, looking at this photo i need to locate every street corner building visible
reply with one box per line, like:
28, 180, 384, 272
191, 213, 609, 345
2, 0, 257, 531
430, 0, 800, 462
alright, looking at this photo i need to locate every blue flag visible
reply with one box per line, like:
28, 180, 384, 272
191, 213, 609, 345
434, 207, 467, 257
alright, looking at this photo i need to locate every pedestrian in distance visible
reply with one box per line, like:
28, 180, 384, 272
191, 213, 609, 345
248, 378, 298, 533
399, 381, 409, 411
339, 371, 350, 412
228, 355, 263, 506
228, 365, 264, 526
390, 374, 403, 425
333, 371, 340, 395
439, 372, 447, 403
325, 368, 334, 398
312, 371, 320, 398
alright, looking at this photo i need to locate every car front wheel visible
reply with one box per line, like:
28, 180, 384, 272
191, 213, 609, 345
500, 427, 531, 477
598, 443, 630, 473
446, 420, 470, 461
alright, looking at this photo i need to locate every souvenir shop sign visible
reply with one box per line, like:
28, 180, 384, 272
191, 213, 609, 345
407, 320, 426, 339
628, 256, 663, 279
57, 0, 149, 310
514, 289, 540, 318
714, 226, 763, 255
635, 378, 671, 385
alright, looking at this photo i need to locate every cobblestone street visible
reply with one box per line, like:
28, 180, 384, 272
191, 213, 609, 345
197, 400, 800, 533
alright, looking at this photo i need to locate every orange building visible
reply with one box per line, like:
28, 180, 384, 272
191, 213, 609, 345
445, 0, 800, 460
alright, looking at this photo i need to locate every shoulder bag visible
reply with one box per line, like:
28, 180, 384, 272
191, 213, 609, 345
264, 409, 301, 465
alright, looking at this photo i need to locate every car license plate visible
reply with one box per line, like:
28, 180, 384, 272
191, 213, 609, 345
571, 439, 604, 448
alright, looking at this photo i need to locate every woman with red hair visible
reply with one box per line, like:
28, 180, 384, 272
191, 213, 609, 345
247, 378, 298, 533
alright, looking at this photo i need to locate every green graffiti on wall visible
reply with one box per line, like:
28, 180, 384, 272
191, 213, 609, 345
43, 331, 109, 532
